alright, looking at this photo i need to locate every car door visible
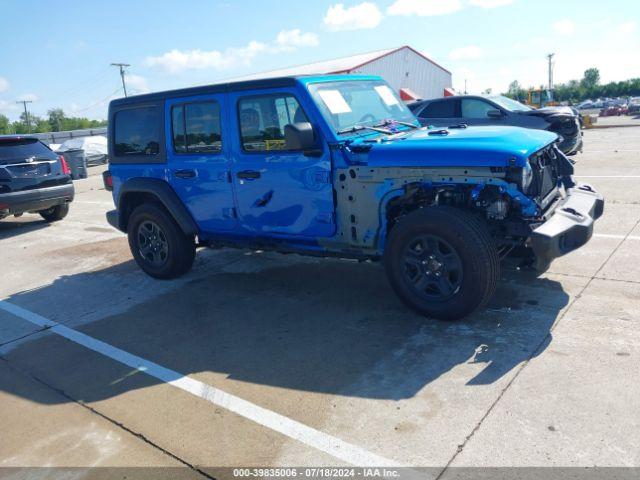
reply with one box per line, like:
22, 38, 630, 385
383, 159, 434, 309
228, 89, 335, 238
415, 98, 460, 126
166, 94, 236, 232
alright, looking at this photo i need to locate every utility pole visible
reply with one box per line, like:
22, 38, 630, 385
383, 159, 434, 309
111, 63, 130, 97
547, 53, 555, 93
464, 79, 468, 94
16, 100, 33, 133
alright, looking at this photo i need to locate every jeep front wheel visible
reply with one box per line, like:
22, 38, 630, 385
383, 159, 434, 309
384, 207, 499, 321
127, 203, 195, 279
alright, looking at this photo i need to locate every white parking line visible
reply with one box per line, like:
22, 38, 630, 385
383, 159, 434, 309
0, 300, 401, 468
594, 233, 640, 241
576, 175, 640, 178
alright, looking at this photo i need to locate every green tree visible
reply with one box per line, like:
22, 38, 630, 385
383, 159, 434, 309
0, 114, 11, 134
506, 80, 527, 101
47, 108, 66, 131
581, 68, 600, 90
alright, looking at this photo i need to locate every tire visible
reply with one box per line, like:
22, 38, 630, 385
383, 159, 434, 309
39, 204, 69, 222
384, 206, 499, 321
127, 203, 195, 279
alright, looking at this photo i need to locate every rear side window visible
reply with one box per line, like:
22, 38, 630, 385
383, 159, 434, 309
238, 94, 308, 152
114, 106, 159, 156
171, 101, 222, 154
0, 139, 53, 163
419, 100, 457, 118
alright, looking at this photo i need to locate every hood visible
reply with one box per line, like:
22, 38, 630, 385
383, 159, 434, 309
521, 106, 577, 119
350, 126, 557, 168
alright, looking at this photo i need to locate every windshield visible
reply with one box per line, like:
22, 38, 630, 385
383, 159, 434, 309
489, 95, 533, 112
308, 80, 418, 135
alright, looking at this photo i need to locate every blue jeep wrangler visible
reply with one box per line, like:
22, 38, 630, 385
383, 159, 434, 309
104, 75, 603, 320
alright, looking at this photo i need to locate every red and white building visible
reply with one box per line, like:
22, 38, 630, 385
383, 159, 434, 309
232, 46, 453, 102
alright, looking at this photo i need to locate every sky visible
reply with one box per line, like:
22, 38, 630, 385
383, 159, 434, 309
1, 0, 639, 121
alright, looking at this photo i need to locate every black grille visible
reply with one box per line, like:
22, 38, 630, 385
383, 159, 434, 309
529, 147, 559, 202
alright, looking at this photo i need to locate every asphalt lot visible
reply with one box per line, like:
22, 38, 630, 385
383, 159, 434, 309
1, 125, 639, 477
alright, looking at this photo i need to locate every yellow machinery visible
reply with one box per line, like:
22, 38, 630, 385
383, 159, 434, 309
526, 89, 559, 108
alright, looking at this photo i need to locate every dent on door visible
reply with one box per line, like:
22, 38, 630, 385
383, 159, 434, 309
236, 155, 334, 236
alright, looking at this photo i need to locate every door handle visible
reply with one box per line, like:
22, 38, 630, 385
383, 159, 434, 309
174, 169, 196, 179
236, 170, 261, 180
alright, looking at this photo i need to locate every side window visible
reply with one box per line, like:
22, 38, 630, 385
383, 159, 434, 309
114, 106, 159, 156
461, 99, 495, 119
239, 94, 308, 152
172, 101, 222, 153
419, 100, 456, 118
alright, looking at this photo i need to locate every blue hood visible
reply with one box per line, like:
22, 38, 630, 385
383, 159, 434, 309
349, 126, 557, 168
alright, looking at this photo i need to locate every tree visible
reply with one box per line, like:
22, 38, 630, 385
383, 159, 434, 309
581, 68, 600, 90
0, 114, 11, 134
506, 80, 527, 101
47, 108, 66, 131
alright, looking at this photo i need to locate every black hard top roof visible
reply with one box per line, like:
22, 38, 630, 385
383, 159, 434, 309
109, 76, 299, 108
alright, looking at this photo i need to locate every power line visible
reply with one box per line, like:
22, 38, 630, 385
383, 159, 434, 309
72, 86, 123, 114
111, 63, 130, 97
16, 100, 33, 133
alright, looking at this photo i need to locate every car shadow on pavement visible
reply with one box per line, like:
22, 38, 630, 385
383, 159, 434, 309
0, 253, 568, 403
0, 217, 51, 240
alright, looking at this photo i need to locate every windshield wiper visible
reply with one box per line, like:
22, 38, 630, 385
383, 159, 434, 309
373, 119, 420, 130
336, 124, 393, 136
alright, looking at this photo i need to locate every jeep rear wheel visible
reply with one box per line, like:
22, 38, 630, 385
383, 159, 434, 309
384, 207, 499, 321
128, 203, 195, 279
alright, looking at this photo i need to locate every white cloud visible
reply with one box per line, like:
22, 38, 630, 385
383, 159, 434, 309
18, 93, 38, 102
275, 29, 319, 49
145, 29, 318, 74
553, 19, 575, 35
468, 0, 513, 8
0, 99, 19, 112
449, 45, 483, 60
618, 21, 636, 34
0, 77, 9, 93
126, 74, 151, 94
324, 3, 382, 31
387, 0, 462, 16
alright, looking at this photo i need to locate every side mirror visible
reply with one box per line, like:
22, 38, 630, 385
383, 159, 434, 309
284, 122, 315, 151
487, 109, 504, 118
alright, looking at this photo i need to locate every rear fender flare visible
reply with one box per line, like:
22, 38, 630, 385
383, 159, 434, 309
117, 177, 198, 235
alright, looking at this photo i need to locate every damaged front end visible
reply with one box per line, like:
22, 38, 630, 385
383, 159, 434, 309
507, 145, 604, 270
523, 106, 583, 155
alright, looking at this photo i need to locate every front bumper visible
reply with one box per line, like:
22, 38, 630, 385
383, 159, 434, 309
0, 183, 75, 216
529, 183, 604, 270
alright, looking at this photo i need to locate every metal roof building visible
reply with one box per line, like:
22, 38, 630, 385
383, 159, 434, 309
230, 46, 452, 101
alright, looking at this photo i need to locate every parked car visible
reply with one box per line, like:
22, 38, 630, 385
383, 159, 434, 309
628, 97, 640, 115
409, 95, 583, 155
577, 100, 595, 110
104, 75, 603, 320
0, 136, 74, 222
599, 103, 625, 117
